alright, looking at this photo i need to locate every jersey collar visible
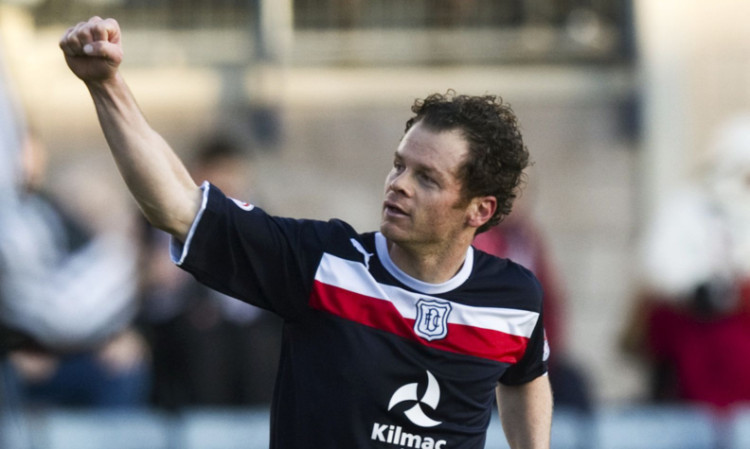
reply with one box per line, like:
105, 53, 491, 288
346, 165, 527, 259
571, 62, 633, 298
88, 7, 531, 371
374, 232, 473, 295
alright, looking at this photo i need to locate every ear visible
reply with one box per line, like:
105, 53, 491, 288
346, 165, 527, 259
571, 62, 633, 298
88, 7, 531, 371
466, 196, 497, 229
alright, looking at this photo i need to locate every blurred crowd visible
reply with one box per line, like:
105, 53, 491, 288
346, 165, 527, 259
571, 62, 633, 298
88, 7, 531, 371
0, 123, 283, 412
2, 44, 750, 438
5, 108, 750, 421
0, 117, 595, 419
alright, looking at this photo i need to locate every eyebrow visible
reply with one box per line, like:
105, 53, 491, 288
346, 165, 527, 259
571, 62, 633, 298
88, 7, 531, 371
393, 151, 446, 181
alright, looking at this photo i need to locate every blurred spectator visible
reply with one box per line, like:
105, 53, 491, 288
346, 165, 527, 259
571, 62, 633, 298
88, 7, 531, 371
473, 190, 592, 411
427, 0, 477, 27
138, 132, 282, 409
622, 114, 750, 410
334, 0, 362, 29
0, 131, 149, 408
0, 48, 23, 204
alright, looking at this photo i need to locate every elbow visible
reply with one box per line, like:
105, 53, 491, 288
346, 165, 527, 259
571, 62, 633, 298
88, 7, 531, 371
140, 186, 202, 241
143, 211, 192, 242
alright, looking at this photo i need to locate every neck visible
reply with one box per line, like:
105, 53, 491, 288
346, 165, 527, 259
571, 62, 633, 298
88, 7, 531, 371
386, 237, 472, 284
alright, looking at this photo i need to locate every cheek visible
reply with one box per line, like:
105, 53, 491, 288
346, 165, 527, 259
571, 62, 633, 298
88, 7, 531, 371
424, 199, 459, 223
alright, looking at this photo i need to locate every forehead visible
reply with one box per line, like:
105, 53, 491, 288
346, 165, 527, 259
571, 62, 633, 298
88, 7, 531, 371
396, 122, 469, 176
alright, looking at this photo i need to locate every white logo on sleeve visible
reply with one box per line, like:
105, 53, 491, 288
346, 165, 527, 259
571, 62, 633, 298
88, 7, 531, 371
231, 198, 254, 211
388, 371, 442, 428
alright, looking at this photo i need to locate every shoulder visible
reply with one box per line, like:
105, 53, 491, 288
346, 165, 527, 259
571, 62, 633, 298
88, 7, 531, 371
472, 246, 538, 282
470, 248, 543, 311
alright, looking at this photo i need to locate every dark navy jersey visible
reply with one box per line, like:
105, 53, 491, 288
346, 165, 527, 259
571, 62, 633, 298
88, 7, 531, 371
171, 183, 548, 449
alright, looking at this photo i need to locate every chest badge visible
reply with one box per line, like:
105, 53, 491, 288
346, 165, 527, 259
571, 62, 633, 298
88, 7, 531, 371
414, 299, 452, 341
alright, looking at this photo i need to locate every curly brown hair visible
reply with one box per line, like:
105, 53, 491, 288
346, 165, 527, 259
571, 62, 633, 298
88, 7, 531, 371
405, 90, 530, 234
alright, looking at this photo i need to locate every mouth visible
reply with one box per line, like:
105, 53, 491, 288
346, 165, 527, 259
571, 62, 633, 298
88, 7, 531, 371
383, 200, 409, 217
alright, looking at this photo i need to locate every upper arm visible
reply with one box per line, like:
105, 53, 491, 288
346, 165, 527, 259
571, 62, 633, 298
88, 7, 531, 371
496, 375, 553, 449
173, 184, 339, 318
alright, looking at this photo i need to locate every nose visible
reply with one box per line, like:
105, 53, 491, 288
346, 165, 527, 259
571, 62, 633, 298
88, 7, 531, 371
386, 168, 411, 196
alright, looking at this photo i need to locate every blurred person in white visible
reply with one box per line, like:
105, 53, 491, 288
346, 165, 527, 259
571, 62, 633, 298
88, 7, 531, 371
622, 114, 750, 409
139, 132, 282, 408
0, 49, 30, 354
0, 47, 31, 449
0, 52, 22, 205
0, 130, 149, 407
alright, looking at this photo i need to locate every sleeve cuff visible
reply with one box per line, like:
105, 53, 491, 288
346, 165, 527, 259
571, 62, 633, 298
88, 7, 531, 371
170, 181, 210, 266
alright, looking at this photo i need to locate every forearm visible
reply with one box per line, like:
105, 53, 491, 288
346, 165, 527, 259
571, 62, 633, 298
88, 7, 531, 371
496, 375, 553, 449
86, 73, 200, 239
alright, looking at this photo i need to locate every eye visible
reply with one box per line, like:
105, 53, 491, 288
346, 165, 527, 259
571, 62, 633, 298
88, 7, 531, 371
418, 172, 437, 186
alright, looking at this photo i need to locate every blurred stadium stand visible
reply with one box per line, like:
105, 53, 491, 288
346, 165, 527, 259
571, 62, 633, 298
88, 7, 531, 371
592, 405, 719, 449
24, 0, 634, 65
8, 405, 750, 449
485, 407, 591, 449
727, 406, 750, 449
176, 409, 270, 449
23, 409, 173, 449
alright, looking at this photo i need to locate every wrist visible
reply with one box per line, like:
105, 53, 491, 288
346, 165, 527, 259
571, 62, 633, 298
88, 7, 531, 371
84, 72, 124, 94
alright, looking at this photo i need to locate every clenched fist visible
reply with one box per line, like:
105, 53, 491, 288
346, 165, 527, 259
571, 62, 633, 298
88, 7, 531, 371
59, 16, 123, 84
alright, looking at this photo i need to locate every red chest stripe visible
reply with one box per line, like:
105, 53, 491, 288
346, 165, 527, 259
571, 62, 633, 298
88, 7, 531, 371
310, 280, 529, 364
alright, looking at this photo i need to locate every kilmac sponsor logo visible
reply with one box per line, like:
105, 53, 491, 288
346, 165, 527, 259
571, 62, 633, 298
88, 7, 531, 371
371, 371, 448, 448
370, 423, 447, 449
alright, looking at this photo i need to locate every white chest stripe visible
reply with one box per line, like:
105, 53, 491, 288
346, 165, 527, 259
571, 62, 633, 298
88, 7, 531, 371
315, 252, 539, 338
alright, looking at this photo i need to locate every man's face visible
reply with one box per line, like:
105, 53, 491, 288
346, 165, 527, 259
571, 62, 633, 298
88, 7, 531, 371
380, 121, 472, 249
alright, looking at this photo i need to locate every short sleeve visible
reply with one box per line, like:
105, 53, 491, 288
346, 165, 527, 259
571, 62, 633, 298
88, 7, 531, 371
498, 278, 549, 385
172, 182, 344, 319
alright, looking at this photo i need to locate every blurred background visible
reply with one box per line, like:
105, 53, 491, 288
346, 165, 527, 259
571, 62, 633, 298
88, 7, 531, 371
2, 0, 750, 448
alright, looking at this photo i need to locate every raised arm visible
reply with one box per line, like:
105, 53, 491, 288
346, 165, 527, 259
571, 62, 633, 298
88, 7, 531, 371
496, 375, 553, 449
59, 17, 201, 240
